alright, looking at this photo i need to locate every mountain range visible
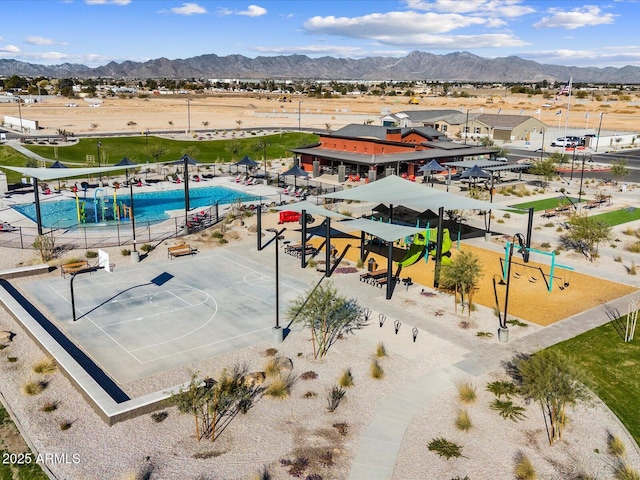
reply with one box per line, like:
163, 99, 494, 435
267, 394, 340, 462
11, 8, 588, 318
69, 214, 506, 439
1, 51, 639, 83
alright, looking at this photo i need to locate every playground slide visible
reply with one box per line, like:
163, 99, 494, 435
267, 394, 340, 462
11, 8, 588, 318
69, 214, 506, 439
398, 241, 426, 267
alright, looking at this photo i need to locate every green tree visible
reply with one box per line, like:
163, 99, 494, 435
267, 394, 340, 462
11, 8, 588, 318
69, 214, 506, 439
226, 140, 242, 161
515, 350, 590, 445
149, 144, 167, 163
561, 212, 612, 262
287, 282, 367, 358
610, 159, 629, 185
439, 250, 483, 316
548, 151, 569, 166
528, 159, 557, 190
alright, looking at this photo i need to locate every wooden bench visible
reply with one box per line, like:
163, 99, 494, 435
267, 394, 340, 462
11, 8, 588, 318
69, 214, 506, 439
61, 261, 90, 278
168, 244, 196, 260
542, 209, 557, 218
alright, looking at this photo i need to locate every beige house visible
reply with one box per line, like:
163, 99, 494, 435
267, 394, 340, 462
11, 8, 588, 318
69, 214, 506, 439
464, 114, 546, 142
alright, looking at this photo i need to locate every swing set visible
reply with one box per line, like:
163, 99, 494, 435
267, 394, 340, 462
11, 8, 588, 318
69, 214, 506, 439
502, 241, 574, 293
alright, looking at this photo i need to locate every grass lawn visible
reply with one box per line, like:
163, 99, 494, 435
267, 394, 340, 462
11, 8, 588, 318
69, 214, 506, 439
590, 207, 640, 227
0, 132, 318, 185
0, 404, 49, 480
549, 320, 640, 445
510, 196, 581, 212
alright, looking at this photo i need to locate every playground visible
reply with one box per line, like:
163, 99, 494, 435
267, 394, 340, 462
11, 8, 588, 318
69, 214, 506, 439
312, 234, 637, 326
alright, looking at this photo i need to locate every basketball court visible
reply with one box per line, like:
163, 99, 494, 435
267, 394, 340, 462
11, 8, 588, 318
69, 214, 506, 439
22, 250, 308, 384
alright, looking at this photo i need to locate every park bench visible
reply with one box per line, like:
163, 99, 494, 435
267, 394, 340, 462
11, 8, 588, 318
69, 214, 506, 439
60, 261, 90, 278
542, 209, 557, 218
168, 244, 196, 260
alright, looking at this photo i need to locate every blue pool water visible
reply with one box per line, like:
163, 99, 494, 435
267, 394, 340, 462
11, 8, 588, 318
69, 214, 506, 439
13, 185, 259, 228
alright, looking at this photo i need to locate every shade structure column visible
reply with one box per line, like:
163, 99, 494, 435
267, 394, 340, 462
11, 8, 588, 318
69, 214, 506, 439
386, 239, 393, 300
301, 209, 307, 268
33, 178, 43, 236
325, 217, 331, 277
433, 207, 444, 288
256, 199, 262, 251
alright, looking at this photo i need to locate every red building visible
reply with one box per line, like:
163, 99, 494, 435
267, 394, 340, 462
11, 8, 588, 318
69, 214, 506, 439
291, 124, 498, 181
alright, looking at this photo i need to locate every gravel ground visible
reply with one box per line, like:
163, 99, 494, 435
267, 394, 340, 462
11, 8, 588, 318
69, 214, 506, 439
0, 214, 639, 479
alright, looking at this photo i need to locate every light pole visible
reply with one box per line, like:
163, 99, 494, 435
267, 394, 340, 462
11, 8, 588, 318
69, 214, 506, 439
258, 141, 271, 183
266, 227, 286, 343
298, 101, 302, 131
97, 140, 102, 186
570, 146, 577, 180
495, 233, 528, 343
186, 99, 191, 134
145, 129, 150, 164
595, 112, 604, 152
464, 108, 470, 144
578, 152, 591, 206
540, 129, 545, 162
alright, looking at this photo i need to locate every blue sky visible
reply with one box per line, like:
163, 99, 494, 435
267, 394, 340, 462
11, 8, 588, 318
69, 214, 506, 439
1, 0, 638, 69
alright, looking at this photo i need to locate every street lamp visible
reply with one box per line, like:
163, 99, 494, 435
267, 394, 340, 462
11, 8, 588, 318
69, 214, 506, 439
266, 227, 286, 343
97, 140, 102, 186
595, 112, 604, 152
464, 108, 470, 144
145, 129, 150, 164
186, 99, 191, 134
540, 129, 545, 162
298, 101, 303, 131
578, 152, 591, 206
258, 141, 271, 183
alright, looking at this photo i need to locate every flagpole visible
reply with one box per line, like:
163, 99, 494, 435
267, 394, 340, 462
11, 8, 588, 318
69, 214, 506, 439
563, 77, 573, 144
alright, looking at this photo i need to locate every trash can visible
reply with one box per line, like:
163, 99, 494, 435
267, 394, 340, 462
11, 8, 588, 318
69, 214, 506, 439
367, 258, 378, 272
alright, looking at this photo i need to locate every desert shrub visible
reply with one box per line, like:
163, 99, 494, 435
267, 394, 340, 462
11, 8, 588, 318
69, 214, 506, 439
299, 371, 318, 380
456, 379, 477, 404
514, 453, 537, 480
370, 359, 384, 379
427, 437, 463, 460
476, 331, 494, 338
264, 348, 278, 356
490, 399, 527, 421
32, 358, 57, 375
375, 342, 387, 358
7, 357, 17, 363
218, 238, 229, 244
506, 319, 529, 328
540, 242, 551, 248
630, 262, 637, 275
280, 457, 309, 478
41, 401, 58, 413
23, 380, 46, 396
615, 256, 623, 262
626, 242, 640, 253
264, 372, 297, 399
59, 421, 72, 431
326, 385, 346, 412
303, 391, 317, 399
613, 462, 640, 480
503, 213, 511, 219
151, 411, 169, 423
211, 231, 224, 239
486, 380, 518, 399
85, 250, 98, 259
608, 433, 627, 458
332, 422, 349, 436
264, 357, 289, 378
121, 248, 131, 256
455, 407, 473, 432
338, 368, 354, 388
140, 243, 153, 252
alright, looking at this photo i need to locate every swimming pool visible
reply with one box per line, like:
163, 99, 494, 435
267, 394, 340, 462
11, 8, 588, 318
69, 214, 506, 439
13, 185, 259, 229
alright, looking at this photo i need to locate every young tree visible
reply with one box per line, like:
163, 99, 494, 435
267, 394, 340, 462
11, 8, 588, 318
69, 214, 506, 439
287, 282, 367, 358
149, 145, 167, 163
515, 350, 590, 445
560, 212, 612, 262
226, 140, 242, 161
528, 158, 557, 190
610, 159, 629, 185
173, 366, 259, 443
439, 250, 483, 316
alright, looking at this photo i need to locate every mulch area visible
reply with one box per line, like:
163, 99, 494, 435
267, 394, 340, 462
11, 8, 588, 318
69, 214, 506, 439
313, 237, 637, 327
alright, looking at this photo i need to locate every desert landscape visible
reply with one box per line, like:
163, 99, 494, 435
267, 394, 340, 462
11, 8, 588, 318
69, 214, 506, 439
1, 91, 640, 479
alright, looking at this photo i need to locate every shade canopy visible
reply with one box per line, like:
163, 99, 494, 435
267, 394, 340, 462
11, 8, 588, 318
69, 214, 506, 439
1, 165, 140, 182
339, 217, 427, 243
322, 174, 517, 212
168, 155, 199, 166
235, 155, 259, 168
49, 161, 68, 169
418, 160, 445, 173
274, 201, 352, 220
282, 165, 309, 178
115, 157, 137, 167
459, 165, 490, 179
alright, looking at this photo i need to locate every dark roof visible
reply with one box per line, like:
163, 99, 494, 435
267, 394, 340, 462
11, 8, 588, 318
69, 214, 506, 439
474, 114, 534, 129
330, 124, 442, 141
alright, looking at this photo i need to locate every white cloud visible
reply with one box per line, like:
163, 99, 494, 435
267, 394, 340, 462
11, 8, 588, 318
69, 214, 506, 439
25, 36, 56, 46
216, 7, 233, 16
238, 5, 267, 17
253, 44, 365, 57
171, 3, 207, 15
534, 6, 616, 29
0, 45, 20, 54
403, 0, 535, 17
85, 0, 131, 5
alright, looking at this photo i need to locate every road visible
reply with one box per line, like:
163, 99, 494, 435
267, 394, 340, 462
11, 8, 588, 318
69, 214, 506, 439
506, 146, 640, 183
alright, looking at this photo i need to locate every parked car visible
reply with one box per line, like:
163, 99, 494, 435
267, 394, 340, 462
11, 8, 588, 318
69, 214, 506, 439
494, 157, 508, 163
551, 137, 576, 148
